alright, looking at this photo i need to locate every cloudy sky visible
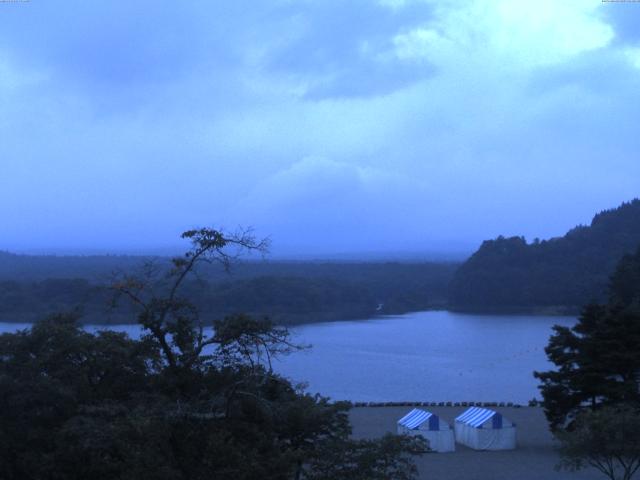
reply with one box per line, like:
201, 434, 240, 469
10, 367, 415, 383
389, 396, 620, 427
1, 0, 638, 257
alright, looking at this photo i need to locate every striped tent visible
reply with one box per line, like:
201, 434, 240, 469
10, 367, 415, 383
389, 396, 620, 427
454, 407, 516, 450
397, 409, 455, 452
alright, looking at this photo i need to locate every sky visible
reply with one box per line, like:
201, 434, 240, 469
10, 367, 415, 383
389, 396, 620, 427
0, 0, 639, 258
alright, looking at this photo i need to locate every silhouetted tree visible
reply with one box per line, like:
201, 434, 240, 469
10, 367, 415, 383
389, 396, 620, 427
304, 434, 426, 480
557, 405, 640, 480
0, 228, 425, 480
535, 246, 640, 431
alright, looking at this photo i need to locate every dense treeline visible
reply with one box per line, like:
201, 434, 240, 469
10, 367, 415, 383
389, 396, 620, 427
0, 258, 457, 325
450, 199, 640, 311
0, 251, 457, 283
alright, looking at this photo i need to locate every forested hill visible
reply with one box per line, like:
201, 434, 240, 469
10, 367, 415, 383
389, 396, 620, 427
0, 254, 457, 325
449, 199, 640, 312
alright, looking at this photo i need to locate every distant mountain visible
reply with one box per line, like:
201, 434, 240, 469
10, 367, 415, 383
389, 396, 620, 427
449, 199, 640, 312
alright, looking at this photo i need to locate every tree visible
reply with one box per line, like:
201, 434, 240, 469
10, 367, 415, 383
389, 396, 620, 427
450, 199, 640, 310
0, 312, 158, 480
534, 246, 640, 431
0, 227, 425, 480
304, 434, 426, 480
557, 405, 640, 480
110, 227, 272, 372
609, 248, 640, 310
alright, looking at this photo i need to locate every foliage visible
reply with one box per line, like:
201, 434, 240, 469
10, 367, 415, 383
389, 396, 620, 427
450, 199, 640, 310
0, 228, 425, 480
0, 261, 457, 326
557, 405, 640, 480
304, 434, 427, 480
534, 246, 640, 431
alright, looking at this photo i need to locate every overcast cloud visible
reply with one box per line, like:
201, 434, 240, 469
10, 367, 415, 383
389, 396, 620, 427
1, 0, 638, 257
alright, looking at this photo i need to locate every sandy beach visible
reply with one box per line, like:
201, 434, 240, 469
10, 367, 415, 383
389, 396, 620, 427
349, 406, 603, 480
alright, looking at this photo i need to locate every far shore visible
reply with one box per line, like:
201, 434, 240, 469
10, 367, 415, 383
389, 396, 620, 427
0, 305, 578, 327
448, 305, 580, 316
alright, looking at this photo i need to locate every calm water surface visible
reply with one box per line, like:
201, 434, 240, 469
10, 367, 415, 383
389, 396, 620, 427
0, 311, 574, 403
276, 311, 575, 403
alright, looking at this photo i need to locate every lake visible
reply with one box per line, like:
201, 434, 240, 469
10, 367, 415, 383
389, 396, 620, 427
0, 311, 574, 404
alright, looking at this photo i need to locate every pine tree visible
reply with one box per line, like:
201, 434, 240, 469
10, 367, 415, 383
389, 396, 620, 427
535, 246, 640, 431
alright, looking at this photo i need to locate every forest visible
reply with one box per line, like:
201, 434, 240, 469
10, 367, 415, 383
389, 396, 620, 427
449, 199, 640, 312
0, 253, 456, 325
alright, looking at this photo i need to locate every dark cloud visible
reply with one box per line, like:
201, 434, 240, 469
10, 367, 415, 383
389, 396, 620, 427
0, 0, 434, 100
266, 0, 436, 98
1, 2, 207, 85
600, 3, 640, 44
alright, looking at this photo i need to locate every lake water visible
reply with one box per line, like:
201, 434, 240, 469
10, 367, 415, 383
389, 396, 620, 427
0, 311, 575, 404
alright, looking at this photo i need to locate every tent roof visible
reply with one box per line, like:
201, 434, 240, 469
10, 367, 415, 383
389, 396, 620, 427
455, 407, 499, 428
398, 408, 434, 429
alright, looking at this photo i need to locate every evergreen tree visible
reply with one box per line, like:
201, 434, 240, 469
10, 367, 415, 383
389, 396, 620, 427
535, 246, 640, 431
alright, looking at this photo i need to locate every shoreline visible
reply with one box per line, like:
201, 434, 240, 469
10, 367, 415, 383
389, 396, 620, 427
0, 305, 579, 327
448, 305, 580, 316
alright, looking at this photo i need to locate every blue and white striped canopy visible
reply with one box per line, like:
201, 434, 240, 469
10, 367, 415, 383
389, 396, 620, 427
455, 407, 501, 428
398, 409, 434, 429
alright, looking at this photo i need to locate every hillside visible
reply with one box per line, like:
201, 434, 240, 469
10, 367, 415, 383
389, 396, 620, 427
449, 199, 640, 312
0, 255, 457, 325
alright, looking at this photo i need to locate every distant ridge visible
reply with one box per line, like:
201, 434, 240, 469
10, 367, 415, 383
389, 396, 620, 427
449, 199, 640, 312
0, 252, 457, 325
0, 252, 156, 282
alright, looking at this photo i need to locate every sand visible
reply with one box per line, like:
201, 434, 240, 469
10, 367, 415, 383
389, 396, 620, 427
349, 406, 604, 480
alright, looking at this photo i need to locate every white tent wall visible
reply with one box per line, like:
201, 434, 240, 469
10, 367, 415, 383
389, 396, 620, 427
455, 423, 516, 451
474, 427, 516, 450
454, 422, 467, 447
398, 425, 455, 453
397, 409, 455, 453
454, 407, 517, 451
